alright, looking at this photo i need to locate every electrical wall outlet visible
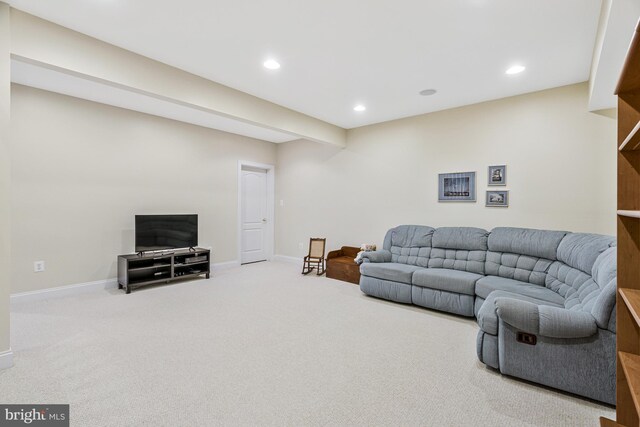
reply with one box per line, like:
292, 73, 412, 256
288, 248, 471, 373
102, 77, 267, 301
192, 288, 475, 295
34, 261, 45, 273
298, 242, 304, 250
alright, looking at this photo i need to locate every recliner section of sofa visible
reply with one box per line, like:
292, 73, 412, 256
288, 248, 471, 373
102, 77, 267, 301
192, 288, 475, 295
476, 232, 616, 404
358, 224, 617, 404
360, 225, 433, 304
412, 227, 488, 316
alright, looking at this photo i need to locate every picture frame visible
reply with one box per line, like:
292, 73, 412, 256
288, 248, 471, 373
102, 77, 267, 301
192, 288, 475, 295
486, 190, 509, 207
438, 172, 476, 202
488, 165, 506, 186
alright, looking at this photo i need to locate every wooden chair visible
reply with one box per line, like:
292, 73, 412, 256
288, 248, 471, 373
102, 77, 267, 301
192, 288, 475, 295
302, 238, 326, 275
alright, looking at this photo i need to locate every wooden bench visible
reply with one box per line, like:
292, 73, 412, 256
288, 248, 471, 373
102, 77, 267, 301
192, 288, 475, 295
326, 246, 361, 284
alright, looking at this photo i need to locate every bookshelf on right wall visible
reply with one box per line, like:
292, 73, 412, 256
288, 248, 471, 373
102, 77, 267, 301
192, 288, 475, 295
601, 18, 640, 427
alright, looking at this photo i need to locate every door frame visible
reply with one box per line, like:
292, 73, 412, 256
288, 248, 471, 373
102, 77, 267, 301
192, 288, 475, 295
237, 161, 275, 264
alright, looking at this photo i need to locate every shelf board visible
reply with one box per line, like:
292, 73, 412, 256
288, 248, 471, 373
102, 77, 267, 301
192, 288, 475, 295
600, 417, 624, 427
620, 121, 640, 151
128, 264, 172, 272
173, 271, 208, 280
599, 417, 623, 427
620, 288, 640, 327
129, 274, 172, 286
618, 210, 640, 219
620, 351, 640, 416
174, 261, 209, 267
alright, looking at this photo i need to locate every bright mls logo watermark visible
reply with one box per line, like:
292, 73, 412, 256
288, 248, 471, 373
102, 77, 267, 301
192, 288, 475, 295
0, 405, 68, 426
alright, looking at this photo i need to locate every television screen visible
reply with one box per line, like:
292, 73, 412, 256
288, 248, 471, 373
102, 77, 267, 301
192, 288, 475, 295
135, 214, 198, 252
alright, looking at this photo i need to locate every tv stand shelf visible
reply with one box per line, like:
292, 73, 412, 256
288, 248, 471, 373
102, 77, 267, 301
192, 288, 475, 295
117, 248, 210, 294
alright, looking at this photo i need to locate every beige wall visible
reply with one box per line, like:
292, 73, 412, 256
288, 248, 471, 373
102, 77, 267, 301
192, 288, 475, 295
10, 85, 277, 294
0, 1, 11, 357
275, 83, 617, 258
9, 82, 618, 293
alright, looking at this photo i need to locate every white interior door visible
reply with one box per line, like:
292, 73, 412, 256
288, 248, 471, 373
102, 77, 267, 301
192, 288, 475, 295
241, 167, 268, 264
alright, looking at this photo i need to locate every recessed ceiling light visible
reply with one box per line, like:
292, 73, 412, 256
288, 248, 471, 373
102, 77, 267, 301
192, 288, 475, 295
353, 104, 366, 112
506, 65, 525, 75
419, 89, 437, 96
263, 59, 281, 70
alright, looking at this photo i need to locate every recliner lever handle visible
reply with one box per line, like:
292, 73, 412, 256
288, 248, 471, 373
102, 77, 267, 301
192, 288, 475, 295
516, 332, 537, 345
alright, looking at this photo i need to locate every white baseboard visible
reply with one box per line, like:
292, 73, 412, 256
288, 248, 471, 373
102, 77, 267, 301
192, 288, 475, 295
11, 278, 119, 303
0, 349, 14, 370
11, 261, 241, 303
272, 255, 302, 265
7, 257, 310, 302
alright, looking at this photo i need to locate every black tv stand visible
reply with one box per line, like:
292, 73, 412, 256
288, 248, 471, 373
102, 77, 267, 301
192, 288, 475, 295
117, 247, 210, 294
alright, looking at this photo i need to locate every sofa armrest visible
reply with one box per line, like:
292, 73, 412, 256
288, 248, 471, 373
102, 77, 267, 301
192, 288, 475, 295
358, 250, 391, 264
494, 298, 598, 339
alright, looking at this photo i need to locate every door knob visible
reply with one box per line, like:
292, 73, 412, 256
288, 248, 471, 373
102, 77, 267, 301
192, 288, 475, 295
262, 218, 267, 223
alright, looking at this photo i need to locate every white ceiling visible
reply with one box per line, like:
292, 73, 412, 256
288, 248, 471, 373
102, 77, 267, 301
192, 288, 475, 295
8, 0, 604, 130
11, 59, 298, 143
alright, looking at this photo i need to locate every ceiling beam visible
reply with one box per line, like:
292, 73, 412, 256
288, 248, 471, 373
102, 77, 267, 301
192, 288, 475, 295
9, 9, 347, 147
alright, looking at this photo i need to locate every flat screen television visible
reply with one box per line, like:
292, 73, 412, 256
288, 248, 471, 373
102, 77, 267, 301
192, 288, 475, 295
135, 214, 198, 252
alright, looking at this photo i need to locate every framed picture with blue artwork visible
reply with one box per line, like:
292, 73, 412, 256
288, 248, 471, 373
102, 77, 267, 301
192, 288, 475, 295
438, 172, 476, 202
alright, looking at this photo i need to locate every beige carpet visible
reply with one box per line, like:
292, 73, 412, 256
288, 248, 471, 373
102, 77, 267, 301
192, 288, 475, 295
1, 262, 614, 426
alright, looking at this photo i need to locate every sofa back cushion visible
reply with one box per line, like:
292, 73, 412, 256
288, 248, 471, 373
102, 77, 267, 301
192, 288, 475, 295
485, 252, 553, 285
590, 248, 617, 329
592, 245, 617, 288
546, 261, 597, 310
428, 227, 489, 275
485, 227, 567, 285
488, 227, 568, 260
383, 225, 435, 267
556, 233, 616, 276
592, 278, 616, 330
546, 235, 617, 325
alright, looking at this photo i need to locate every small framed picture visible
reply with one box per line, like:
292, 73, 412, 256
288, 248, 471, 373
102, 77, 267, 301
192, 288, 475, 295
438, 172, 476, 202
488, 165, 506, 186
486, 190, 509, 207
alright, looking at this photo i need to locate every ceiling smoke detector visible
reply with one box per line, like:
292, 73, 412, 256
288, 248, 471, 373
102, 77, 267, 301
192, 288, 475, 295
419, 89, 437, 96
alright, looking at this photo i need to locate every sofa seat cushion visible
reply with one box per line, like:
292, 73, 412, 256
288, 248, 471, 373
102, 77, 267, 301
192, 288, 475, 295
477, 290, 563, 335
412, 268, 483, 296
475, 276, 565, 305
359, 262, 423, 284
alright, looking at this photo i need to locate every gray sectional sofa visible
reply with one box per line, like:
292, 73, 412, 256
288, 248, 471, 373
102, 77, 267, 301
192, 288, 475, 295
358, 225, 617, 404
